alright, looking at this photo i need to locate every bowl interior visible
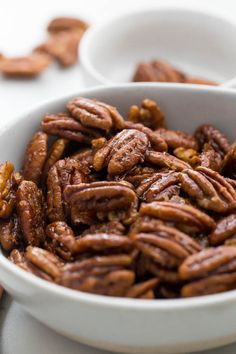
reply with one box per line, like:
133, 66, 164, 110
81, 9, 236, 84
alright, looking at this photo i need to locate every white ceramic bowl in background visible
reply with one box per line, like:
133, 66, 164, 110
1, 83, 236, 354
80, 8, 236, 86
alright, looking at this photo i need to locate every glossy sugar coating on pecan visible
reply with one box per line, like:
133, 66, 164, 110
146, 151, 192, 172
128, 98, 166, 129
46, 221, 76, 254
199, 143, 222, 171
124, 122, 167, 152
121, 165, 158, 188
195, 124, 230, 157
157, 128, 198, 150
0, 162, 16, 218
47, 158, 86, 222
41, 113, 100, 143
0, 214, 20, 251
70, 148, 94, 176
209, 214, 236, 245
125, 278, 159, 298
16, 181, 45, 246
81, 220, 125, 236
22, 131, 48, 185
179, 246, 236, 280
142, 257, 180, 283
221, 140, 236, 179
93, 129, 149, 175
42, 138, 68, 182
140, 201, 215, 233
47, 17, 89, 33
67, 97, 125, 132
178, 167, 236, 213
173, 147, 200, 167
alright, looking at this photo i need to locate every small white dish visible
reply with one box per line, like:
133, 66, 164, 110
80, 8, 236, 86
1, 83, 236, 354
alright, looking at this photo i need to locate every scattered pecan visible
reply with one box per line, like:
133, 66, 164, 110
209, 214, 236, 246
22, 131, 48, 185
47, 17, 89, 33
0, 214, 20, 251
157, 128, 198, 150
199, 143, 222, 171
0, 162, 16, 218
221, 141, 236, 179
146, 151, 192, 172
93, 129, 149, 175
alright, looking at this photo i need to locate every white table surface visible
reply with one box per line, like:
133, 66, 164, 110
1, 1, 236, 353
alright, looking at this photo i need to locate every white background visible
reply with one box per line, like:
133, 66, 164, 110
1, 1, 236, 353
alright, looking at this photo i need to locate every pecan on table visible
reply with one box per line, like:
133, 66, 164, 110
64, 181, 138, 225
0, 162, 17, 218
195, 124, 230, 157
47, 17, 89, 33
93, 129, 149, 175
128, 98, 166, 129
41, 113, 101, 143
16, 181, 45, 246
22, 131, 48, 185
157, 128, 198, 150
67, 97, 125, 132
0, 214, 20, 251
199, 143, 222, 171
173, 147, 200, 167
47, 158, 86, 222
209, 214, 236, 246
146, 151, 192, 172
221, 141, 236, 179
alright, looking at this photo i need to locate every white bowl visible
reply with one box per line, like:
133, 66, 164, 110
80, 8, 236, 86
1, 83, 236, 354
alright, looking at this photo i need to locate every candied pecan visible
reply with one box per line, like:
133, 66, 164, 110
9, 249, 25, 264
195, 124, 230, 157
1, 53, 51, 77
199, 143, 222, 171
93, 129, 149, 175
124, 122, 167, 151
140, 201, 215, 233
157, 128, 198, 150
41, 113, 100, 143
0, 214, 20, 251
145, 258, 180, 283
0, 162, 16, 218
146, 151, 192, 172
81, 220, 125, 236
209, 214, 236, 245
42, 138, 68, 182
16, 181, 45, 246
221, 141, 236, 179
173, 147, 200, 167
47, 158, 86, 222
125, 278, 159, 298
128, 98, 166, 129
184, 76, 218, 86
47, 17, 89, 33
22, 131, 48, 185
70, 148, 94, 175
67, 97, 125, 132
119, 165, 157, 188
64, 181, 138, 225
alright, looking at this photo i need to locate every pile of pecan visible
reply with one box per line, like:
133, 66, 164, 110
132, 59, 218, 86
0, 17, 88, 78
1, 96, 236, 299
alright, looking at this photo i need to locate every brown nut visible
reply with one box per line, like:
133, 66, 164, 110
146, 151, 192, 172
184, 76, 218, 86
157, 128, 198, 150
81, 220, 125, 237
70, 148, 94, 176
16, 181, 45, 246
47, 17, 89, 33
22, 131, 48, 185
122, 165, 158, 188
221, 140, 236, 179
93, 129, 149, 175
125, 278, 159, 298
209, 214, 236, 246
67, 97, 125, 132
199, 143, 222, 171
0, 214, 20, 251
0, 162, 16, 218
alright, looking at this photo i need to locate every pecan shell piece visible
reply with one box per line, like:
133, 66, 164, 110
157, 128, 198, 150
0, 161, 16, 218
22, 131, 48, 185
93, 129, 149, 175
0, 214, 20, 251
221, 140, 236, 179
209, 214, 236, 246
67, 97, 125, 132
146, 151, 192, 172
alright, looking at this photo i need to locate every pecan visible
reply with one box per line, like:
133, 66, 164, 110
195, 124, 230, 157
67, 97, 125, 132
119, 165, 157, 188
9, 249, 25, 264
184, 76, 217, 86
16, 181, 45, 246
0, 53, 51, 77
127, 98, 166, 129
146, 151, 192, 171
173, 147, 200, 167
144, 258, 180, 283
0, 214, 20, 251
199, 143, 222, 171
47, 158, 86, 222
209, 214, 236, 245
93, 129, 149, 175
64, 181, 138, 225
221, 141, 236, 179
41, 113, 100, 143
81, 220, 125, 236
140, 201, 215, 233
22, 132, 48, 185
125, 278, 159, 298
157, 128, 198, 150
0, 162, 16, 218
47, 17, 89, 33
42, 138, 68, 182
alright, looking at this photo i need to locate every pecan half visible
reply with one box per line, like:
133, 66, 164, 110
81, 220, 125, 236
67, 97, 125, 132
157, 128, 198, 150
128, 98, 166, 129
22, 131, 48, 185
16, 181, 45, 246
93, 129, 149, 175
125, 278, 159, 298
118, 165, 158, 188
173, 147, 200, 167
0, 162, 16, 218
209, 214, 236, 245
0, 214, 20, 251
199, 143, 222, 171
221, 141, 236, 179
146, 151, 192, 171
42, 138, 68, 182
47, 17, 89, 33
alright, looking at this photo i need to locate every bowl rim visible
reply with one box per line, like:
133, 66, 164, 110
80, 6, 236, 86
2, 82, 236, 310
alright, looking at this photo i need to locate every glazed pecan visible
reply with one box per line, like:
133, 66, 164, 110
146, 151, 191, 172
122, 165, 158, 188
9, 249, 25, 264
195, 124, 230, 157
16, 181, 45, 246
41, 113, 100, 143
143, 257, 180, 284
125, 278, 159, 298
81, 220, 125, 236
47, 17, 89, 33
70, 148, 94, 176
93, 129, 149, 175
221, 141, 236, 179
0, 214, 20, 251
199, 143, 222, 171
64, 181, 138, 225
128, 98, 166, 129
140, 201, 215, 233
42, 138, 68, 182
157, 128, 198, 150
0, 162, 16, 218
184, 76, 217, 86
173, 147, 200, 167
47, 158, 86, 222
67, 97, 125, 132
22, 131, 48, 185
209, 214, 236, 245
